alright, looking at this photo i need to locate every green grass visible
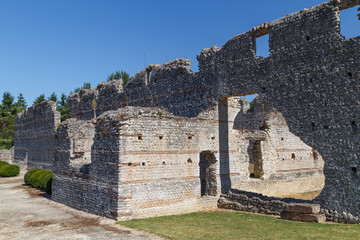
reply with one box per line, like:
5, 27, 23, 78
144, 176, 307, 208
118, 211, 360, 240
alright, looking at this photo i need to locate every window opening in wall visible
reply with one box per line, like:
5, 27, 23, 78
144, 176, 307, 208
256, 34, 270, 58
159, 135, 164, 140
138, 135, 143, 140
291, 153, 296, 160
243, 94, 258, 109
142, 162, 146, 166
199, 151, 217, 196
339, 6, 360, 39
187, 158, 192, 164
188, 135, 193, 140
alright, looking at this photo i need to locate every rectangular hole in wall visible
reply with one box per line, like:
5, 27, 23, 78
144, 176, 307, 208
256, 34, 270, 58
340, 6, 360, 39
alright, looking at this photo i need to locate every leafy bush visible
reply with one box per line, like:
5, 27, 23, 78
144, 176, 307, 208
0, 164, 19, 177
41, 172, 53, 194
24, 168, 53, 194
24, 168, 41, 185
0, 161, 9, 169
29, 169, 50, 188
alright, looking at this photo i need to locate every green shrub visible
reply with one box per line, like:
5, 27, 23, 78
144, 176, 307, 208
41, 172, 53, 194
29, 169, 50, 188
25, 168, 53, 194
37, 171, 51, 189
0, 161, 9, 169
24, 168, 41, 185
0, 164, 19, 177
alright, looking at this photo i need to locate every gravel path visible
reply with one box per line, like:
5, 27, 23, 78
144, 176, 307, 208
0, 173, 163, 240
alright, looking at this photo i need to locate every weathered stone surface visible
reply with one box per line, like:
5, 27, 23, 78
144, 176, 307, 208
0, 147, 13, 163
280, 211, 326, 223
284, 203, 321, 214
218, 189, 312, 216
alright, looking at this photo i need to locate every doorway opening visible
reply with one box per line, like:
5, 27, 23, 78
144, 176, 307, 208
199, 151, 217, 196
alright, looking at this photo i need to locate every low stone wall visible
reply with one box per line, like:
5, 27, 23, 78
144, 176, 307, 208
0, 147, 14, 163
218, 189, 312, 215
218, 189, 360, 224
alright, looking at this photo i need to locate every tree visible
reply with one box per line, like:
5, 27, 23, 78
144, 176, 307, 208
16, 93, 27, 110
57, 93, 70, 122
73, 82, 91, 93
33, 94, 46, 105
1, 92, 14, 113
0, 92, 16, 149
249, 99, 255, 109
48, 92, 57, 104
107, 70, 130, 88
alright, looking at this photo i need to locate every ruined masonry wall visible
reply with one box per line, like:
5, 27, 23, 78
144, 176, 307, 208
53, 105, 243, 220
14, 101, 60, 170
18, 0, 360, 223
68, 59, 217, 120
116, 107, 221, 219
52, 118, 117, 219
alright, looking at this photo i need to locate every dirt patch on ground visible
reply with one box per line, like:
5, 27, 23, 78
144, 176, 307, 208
283, 190, 321, 201
0, 173, 162, 240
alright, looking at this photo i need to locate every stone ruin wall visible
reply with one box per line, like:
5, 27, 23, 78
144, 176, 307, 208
0, 147, 14, 164
52, 103, 242, 219
14, 101, 60, 170
52, 90, 326, 220
13, 0, 360, 223
68, 59, 217, 120
54, 0, 360, 222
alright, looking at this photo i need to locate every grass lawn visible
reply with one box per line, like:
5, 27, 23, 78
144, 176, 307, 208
118, 211, 360, 240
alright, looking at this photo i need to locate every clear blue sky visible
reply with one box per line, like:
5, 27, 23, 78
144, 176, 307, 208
0, 0, 359, 105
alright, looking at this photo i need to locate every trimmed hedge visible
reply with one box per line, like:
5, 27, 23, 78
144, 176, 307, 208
24, 168, 53, 194
0, 161, 9, 169
24, 168, 41, 185
41, 172, 53, 194
0, 164, 20, 177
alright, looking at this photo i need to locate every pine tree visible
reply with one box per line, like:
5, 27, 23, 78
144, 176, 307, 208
48, 92, 58, 104
1, 92, 14, 113
106, 70, 130, 88
16, 93, 27, 110
0, 92, 16, 149
73, 82, 91, 93
57, 93, 70, 122
33, 94, 46, 105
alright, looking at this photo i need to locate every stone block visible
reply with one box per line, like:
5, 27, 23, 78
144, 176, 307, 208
284, 203, 321, 214
280, 211, 326, 223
